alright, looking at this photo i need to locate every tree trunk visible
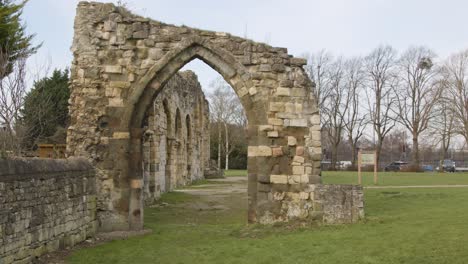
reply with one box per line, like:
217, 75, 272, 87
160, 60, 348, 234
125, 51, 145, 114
376, 139, 383, 170
439, 133, 450, 173
412, 133, 419, 167
330, 142, 339, 171
217, 121, 221, 169
224, 122, 229, 170
330, 147, 338, 171
349, 136, 357, 168
439, 137, 446, 173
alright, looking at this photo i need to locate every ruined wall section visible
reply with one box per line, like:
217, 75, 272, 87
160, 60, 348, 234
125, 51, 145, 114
68, 2, 364, 229
142, 71, 209, 203
0, 158, 97, 264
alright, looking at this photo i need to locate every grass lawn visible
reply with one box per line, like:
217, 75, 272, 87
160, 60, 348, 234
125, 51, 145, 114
323, 171, 468, 186
224, 169, 248, 177
221, 169, 468, 186
67, 171, 468, 264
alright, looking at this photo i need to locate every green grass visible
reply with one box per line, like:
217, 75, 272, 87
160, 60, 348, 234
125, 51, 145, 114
222, 169, 468, 186
68, 172, 468, 264
323, 171, 468, 186
224, 169, 247, 177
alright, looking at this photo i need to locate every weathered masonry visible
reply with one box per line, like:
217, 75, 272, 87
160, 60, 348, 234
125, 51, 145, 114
68, 1, 364, 231
0, 158, 97, 264
141, 71, 210, 204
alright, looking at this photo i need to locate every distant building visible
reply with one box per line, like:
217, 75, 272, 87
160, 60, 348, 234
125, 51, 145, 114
37, 144, 67, 159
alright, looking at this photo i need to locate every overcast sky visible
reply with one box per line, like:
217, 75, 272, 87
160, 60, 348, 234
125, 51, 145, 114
22, 0, 468, 92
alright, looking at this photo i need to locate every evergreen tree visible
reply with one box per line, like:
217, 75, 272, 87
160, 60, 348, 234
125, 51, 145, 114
0, 0, 39, 76
21, 69, 70, 148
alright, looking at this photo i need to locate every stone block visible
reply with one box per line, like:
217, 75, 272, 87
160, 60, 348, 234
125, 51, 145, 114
275, 87, 290, 96
269, 102, 285, 112
270, 175, 288, 184
276, 113, 297, 119
248, 146, 272, 157
259, 64, 272, 72
108, 97, 124, 107
133, 30, 149, 39
104, 65, 122, 73
293, 156, 305, 164
272, 147, 283, 157
103, 21, 117, 32
290, 57, 307, 66
267, 131, 279, 138
112, 132, 130, 139
288, 136, 297, 146
284, 102, 295, 113
299, 192, 310, 200
105, 87, 121, 97
292, 165, 304, 175
296, 146, 304, 156
291, 88, 306, 97
311, 131, 321, 141
268, 118, 283, 126
288, 118, 308, 127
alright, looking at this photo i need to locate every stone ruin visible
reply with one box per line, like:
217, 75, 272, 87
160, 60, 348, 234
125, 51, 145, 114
141, 71, 210, 204
66, 1, 364, 231
0, 2, 366, 262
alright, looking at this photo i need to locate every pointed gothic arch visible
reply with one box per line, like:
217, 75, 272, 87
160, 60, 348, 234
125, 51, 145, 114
68, 2, 362, 231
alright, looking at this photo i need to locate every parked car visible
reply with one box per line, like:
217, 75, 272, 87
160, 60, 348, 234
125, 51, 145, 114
435, 159, 456, 172
338, 161, 352, 170
384, 161, 408, 172
421, 165, 434, 172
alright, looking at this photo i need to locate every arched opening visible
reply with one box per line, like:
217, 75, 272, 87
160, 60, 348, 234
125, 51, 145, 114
138, 66, 216, 200
126, 44, 256, 229
185, 114, 193, 181
162, 99, 172, 193
174, 108, 184, 186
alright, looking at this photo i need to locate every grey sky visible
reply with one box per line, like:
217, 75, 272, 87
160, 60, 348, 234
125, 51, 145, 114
22, 0, 468, 92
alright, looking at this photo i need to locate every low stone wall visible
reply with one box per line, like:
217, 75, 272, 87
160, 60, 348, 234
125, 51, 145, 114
314, 184, 364, 223
0, 158, 97, 264
260, 184, 364, 224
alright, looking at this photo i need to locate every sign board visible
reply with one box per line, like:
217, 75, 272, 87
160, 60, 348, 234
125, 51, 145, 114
358, 150, 378, 185
361, 153, 375, 165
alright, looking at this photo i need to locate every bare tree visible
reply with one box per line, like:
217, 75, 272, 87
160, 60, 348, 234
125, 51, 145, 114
430, 96, 455, 171
208, 77, 243, 170
304, 50, 334, 123
0, 50, 27, 155
343, 57, 367, 167
364, 45, 398, 166
394, 46, 442, 167
443, 49, 468, 144
321, 57, 350, 170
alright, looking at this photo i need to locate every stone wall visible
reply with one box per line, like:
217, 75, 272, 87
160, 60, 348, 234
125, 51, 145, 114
0, 158, 97, 264
267, 184, 364, 224
141, 71, 210, 203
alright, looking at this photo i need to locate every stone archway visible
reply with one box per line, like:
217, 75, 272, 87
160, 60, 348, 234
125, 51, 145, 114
69, 2, 362, 231
185, 114, 192, 182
